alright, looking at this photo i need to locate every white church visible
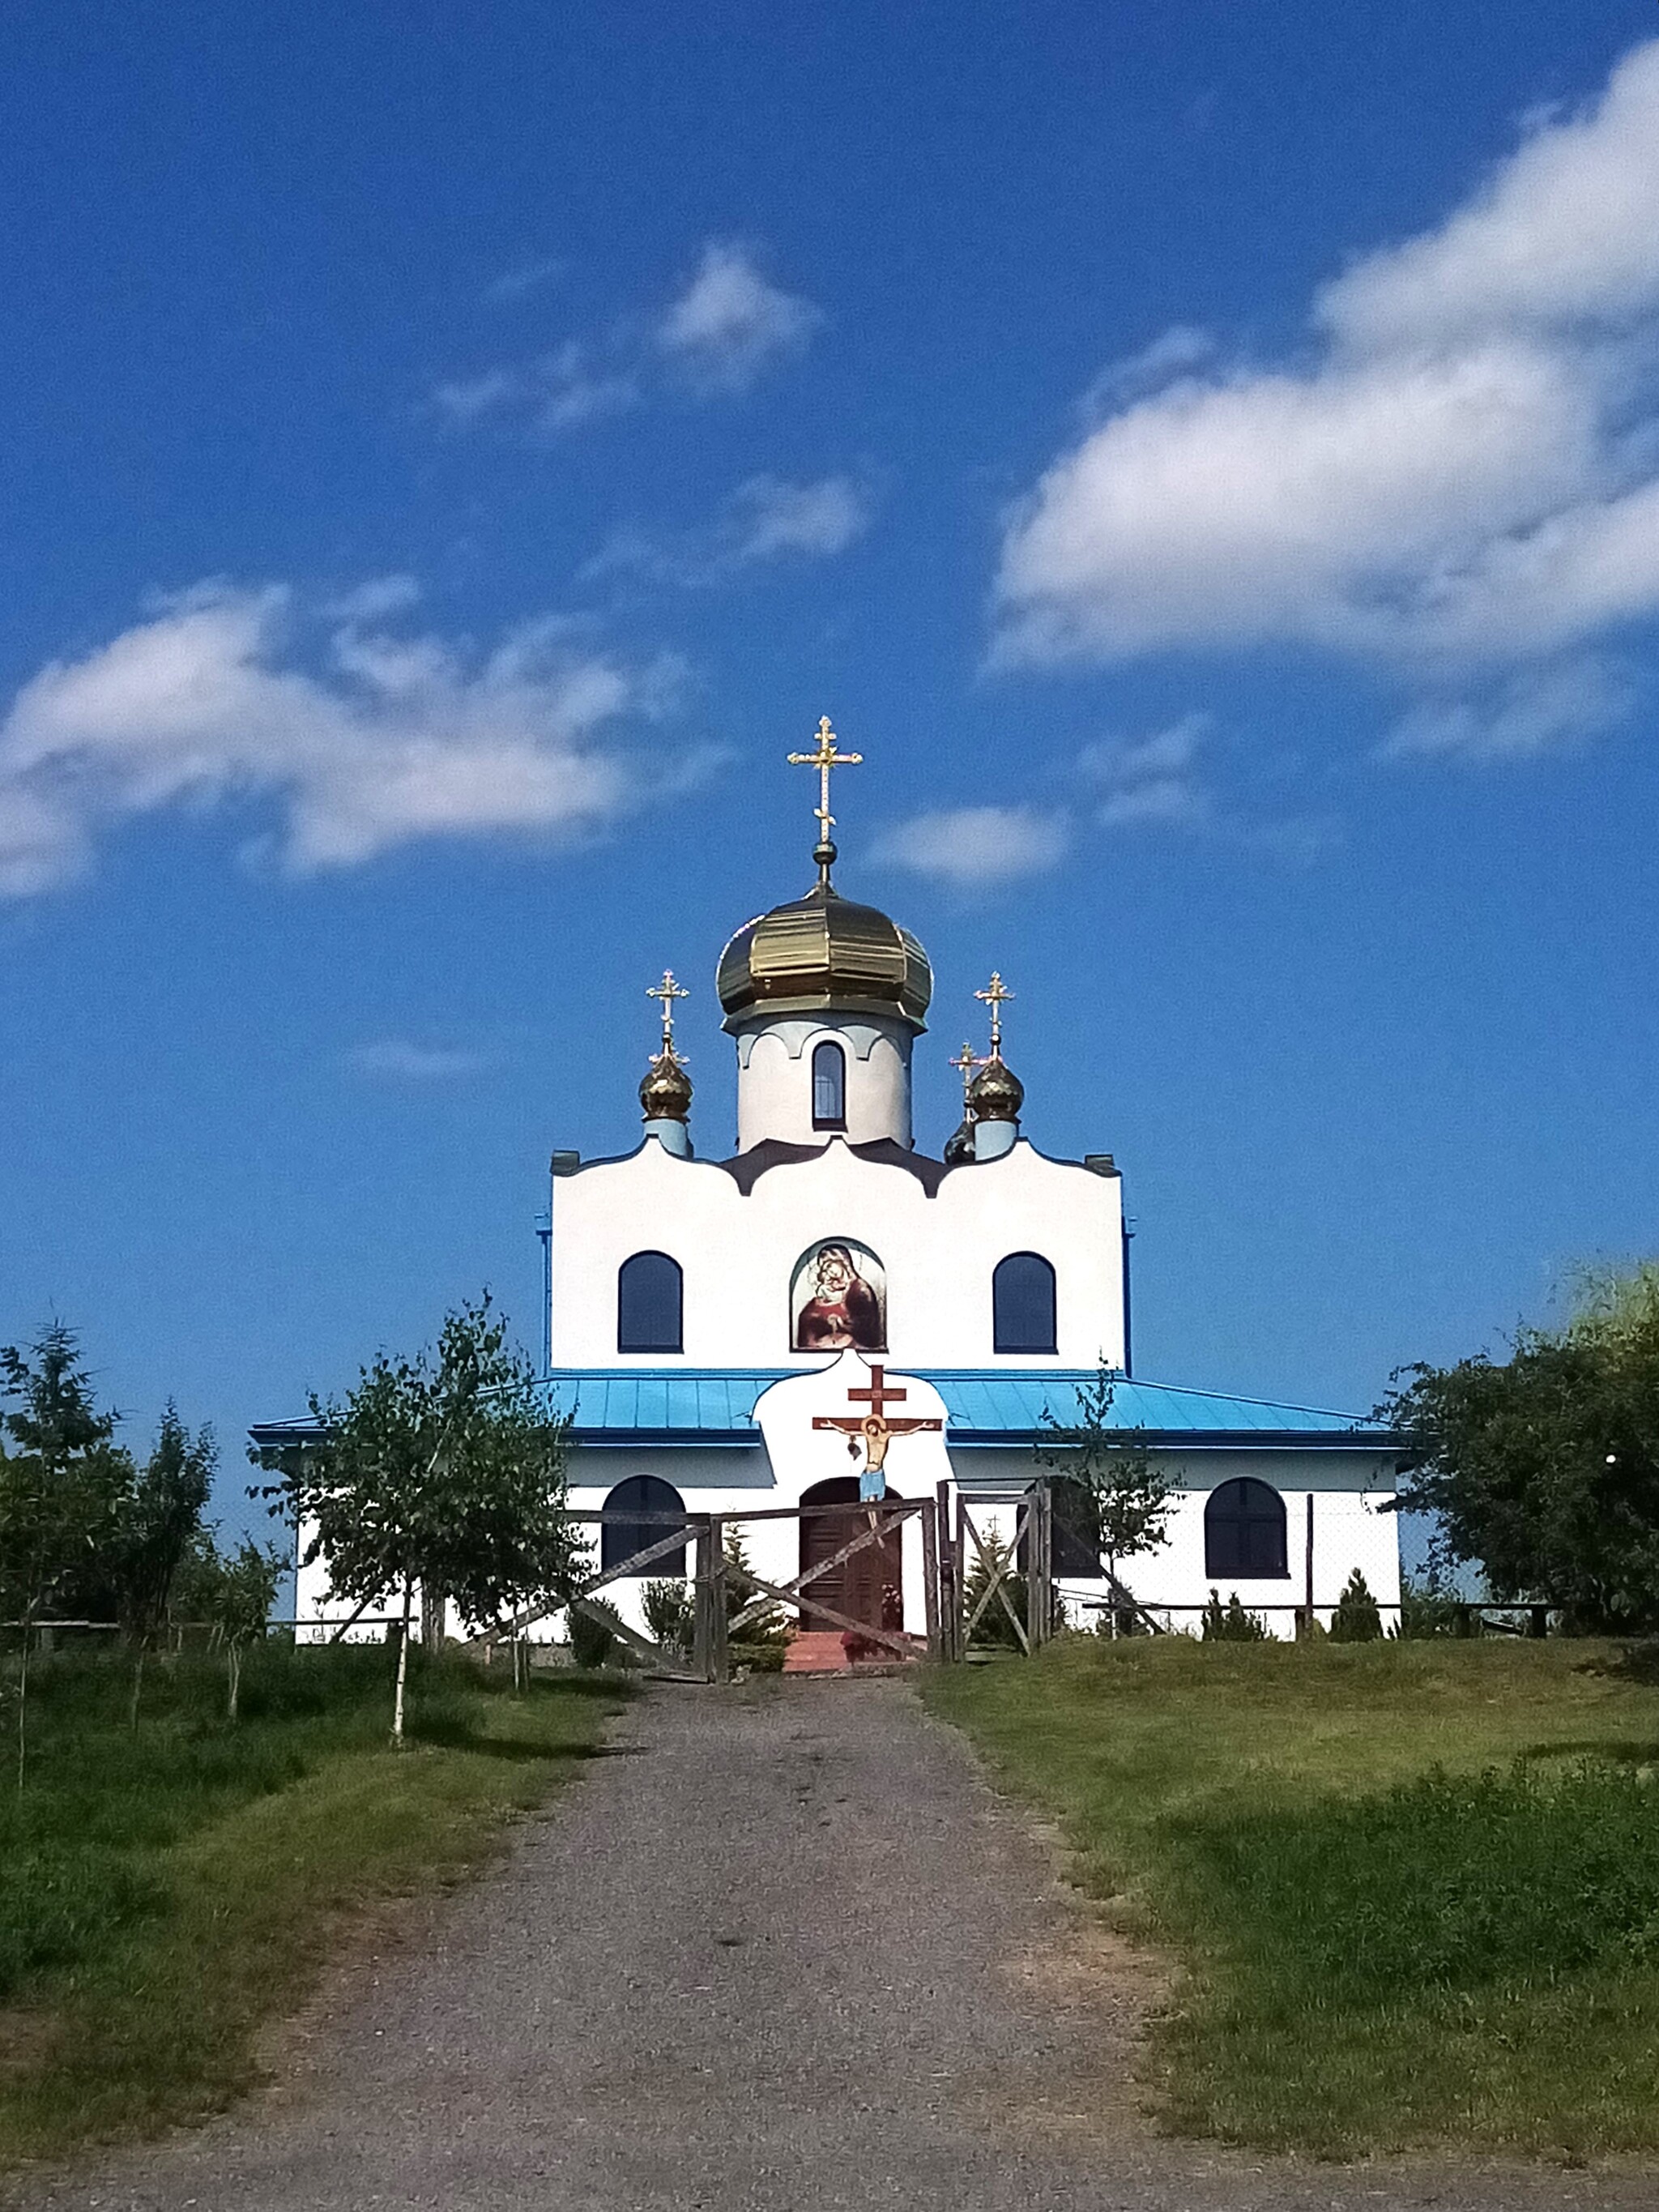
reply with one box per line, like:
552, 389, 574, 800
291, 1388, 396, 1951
274, 719, 1401, 1648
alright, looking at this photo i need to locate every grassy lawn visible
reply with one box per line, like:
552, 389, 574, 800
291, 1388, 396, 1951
924, 1635, 1659, 2158
0, 1641, 625, 2168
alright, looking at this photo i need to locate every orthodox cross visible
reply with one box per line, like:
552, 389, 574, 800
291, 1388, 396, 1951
949, 1040, 984, 1104
787, 715, 862, 885
646, 969, 689, 1052
813, 1364, 942, 1501
975, 971, 1013, 1055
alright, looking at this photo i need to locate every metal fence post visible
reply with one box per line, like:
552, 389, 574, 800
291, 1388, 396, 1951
920, 1497, 940, 1660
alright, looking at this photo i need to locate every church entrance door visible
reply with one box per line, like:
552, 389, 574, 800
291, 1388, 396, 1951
799, 1478, 904, 1632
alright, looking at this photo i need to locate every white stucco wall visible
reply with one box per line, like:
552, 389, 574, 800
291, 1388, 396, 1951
733, 1014, 914, 1149
548, 1135, 1125, 1369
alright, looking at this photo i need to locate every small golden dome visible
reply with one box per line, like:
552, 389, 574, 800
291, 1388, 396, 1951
716, 882, 932, 1032
967, 1052, 1023, 1122
639, 1046, 693, 1122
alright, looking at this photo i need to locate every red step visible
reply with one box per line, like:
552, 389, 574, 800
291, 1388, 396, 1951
782, 1630, 853, 1675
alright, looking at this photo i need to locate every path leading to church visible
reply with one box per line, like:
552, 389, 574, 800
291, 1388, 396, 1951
17, 1680, 1653, 2212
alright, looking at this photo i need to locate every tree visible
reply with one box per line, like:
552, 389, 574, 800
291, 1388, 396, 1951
1328, 1568, 1384, 1642
1036, 1362, 1172, 1599
258, 1295, 584, 1742
177, 1535, 284, 1719
104, 1405, 216, 1726
1381, 1263, 1659, 1632
0, 1323, 130, 1786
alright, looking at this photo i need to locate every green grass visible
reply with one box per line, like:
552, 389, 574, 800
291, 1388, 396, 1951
0, 1641, 625, 2167
923, 1635, 1659, 2157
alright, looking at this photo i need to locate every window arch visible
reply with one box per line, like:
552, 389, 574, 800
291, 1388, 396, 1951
600, 1475, 688, 1574
1204, 1479, 1288, 1580
812, 1039, 847, 1129
992, 1252, 1057, 1354
617, 1250, 683, 1354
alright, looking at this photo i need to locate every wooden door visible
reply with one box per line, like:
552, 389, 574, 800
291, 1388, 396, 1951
799, 1480, 904, 1630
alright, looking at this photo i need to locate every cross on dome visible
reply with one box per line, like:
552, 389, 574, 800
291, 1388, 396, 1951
950, 1040, 985, 1100
787, 715, 863, 887
646, 969, 689, 1052
975, 971, 1013, 1056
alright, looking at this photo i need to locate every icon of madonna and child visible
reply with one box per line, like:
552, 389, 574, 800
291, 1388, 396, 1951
791, 1240, 887, 1352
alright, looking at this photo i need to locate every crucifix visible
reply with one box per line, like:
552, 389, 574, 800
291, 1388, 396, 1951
787, 715, 863, 886
813, 1364, 942, 1501
646, 969, 689, 1052
975, 971, 1013, 1056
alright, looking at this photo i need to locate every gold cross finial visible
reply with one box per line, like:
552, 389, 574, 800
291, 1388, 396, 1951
646, 969, 689, 1051
787, 715, 863, 886
949, 1040, 983, 1101
975, 971, 1013, 1054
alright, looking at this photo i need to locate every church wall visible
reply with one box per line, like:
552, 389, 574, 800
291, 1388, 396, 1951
548, 1136, 1125, 1369
953, 1445, 1401, 1639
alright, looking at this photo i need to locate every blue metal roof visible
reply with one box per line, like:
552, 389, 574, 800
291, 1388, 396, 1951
536, 1370, 785, 1439
532, 1367, 1386, 1445
254, 1369, 1388, 1451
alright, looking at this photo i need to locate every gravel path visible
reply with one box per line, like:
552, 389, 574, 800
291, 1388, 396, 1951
16, 1677, 1657, 2211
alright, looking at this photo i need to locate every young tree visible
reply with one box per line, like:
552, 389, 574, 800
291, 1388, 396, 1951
177, 1535, 284, 1719
1328, 1568, 1384, 1642
258, 1295, 583, 1742
0, 1323, 130, 1786
1036, 1362, 1172, 1602
105, 1405, 216, 1726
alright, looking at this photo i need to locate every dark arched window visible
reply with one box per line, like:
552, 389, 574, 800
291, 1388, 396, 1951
617, 1251, 683, 1353
812, 1040, 847, 1129
600, 1475, 688, 1574
992, 1253, 1057, 1354
1205, 1479, 1288, 1580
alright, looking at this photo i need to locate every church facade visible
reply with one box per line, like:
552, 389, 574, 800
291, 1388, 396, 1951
530, 721, 1401, 1642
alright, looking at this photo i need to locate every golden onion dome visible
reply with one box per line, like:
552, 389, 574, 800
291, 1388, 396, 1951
716, 882, 932, 1032
639, 1046, 693, 1122
966, 1051, 1023, 1122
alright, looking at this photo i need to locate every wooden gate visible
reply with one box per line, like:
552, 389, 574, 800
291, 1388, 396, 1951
480, 1483, 1076, 1680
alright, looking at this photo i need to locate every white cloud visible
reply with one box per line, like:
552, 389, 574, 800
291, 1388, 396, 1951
484, 256, 565, 305
1084, 713, 1215, 828
657, 241, 821, 391
872, 805, 1068, 888
0, 583, 687, 896
1384, 655, 1636, 759
436, 239, 819, 433
350, 1039, 489, 1080
725, 475, 868, 562
995, 39, 1659, 753
586, 474, 872, 586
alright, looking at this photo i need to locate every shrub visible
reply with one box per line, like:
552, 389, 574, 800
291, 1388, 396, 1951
568, 1599, 623, 1669
965, 1530, 1030, 1649
1395, 1572, 1462, 1638
1201, 1590, 1269, 1641
642, 1578, 694, 1651
1328, 1569, 1384, 1642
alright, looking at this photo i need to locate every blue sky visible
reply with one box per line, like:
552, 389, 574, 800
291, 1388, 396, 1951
3, 2, 1658, 1530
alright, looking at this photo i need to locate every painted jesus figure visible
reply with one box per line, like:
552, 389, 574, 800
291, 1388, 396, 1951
795, 1243, 885, 1352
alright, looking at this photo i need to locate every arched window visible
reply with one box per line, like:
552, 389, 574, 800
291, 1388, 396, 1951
1204, 1479, 1288, 1580
617, 1251, 683, 1354
992, 1252, 1057, 1354
812, 1039, 847, 1129
600, 1475, 688, 1574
